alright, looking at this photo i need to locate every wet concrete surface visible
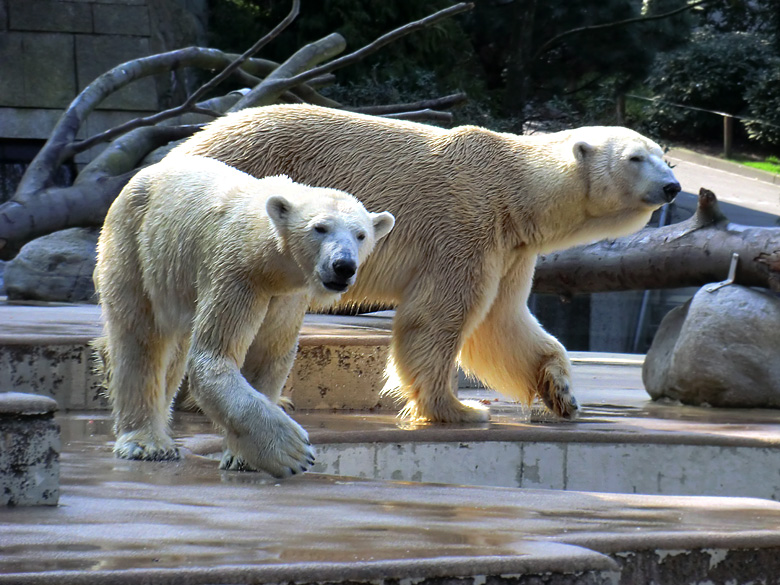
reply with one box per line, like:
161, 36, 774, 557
3, 302, 780, 583
3, 412, 780, 584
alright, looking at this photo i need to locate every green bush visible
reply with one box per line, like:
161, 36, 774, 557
744, 63, 780, 146
644, 28, 773, 142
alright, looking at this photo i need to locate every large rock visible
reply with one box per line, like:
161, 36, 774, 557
643, 285, 780, 408
4, 228, 99, 303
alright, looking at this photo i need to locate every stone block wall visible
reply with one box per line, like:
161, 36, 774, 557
0, 0, 206, 161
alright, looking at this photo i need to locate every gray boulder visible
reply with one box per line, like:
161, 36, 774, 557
643, 284, 780, 408
4, 228, 99, 303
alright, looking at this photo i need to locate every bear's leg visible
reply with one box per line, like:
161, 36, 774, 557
164, 334, 191, 406
221, 294, 308, 471
187, 285, 315, 478
459, 260, 578, 419
386, 285, 489, 423
107, 321, 183, 460
242, 293, 307, 405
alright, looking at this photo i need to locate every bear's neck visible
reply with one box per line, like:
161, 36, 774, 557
480, 134, 589, 252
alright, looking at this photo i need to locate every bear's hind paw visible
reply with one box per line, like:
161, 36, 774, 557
537, 366, 579, 420
114, 432, 180, 461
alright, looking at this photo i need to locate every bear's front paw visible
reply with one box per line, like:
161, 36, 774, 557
114, 431, 180, 461
223, 407, 316, 478
536, 359, 579, 420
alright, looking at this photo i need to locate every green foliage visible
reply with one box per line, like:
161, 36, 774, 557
208, 0, 483, 101
207, 0, 698, 127
463, 0, 694, 121
698, 0, 780, 44
744, 64, 780, 147
643, 28, 774, 141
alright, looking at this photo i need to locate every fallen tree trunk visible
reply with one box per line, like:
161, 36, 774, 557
533, 188, 780, 295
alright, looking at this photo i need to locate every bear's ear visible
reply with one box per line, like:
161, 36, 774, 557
266, 195, 293, 229
573, 141, 594, 163
370, 211, 395, 241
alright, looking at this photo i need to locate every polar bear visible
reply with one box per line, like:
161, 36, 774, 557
173, 104, 680, 423
94, 154, 394, 477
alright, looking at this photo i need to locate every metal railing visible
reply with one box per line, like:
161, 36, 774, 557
617, 93, 780, 158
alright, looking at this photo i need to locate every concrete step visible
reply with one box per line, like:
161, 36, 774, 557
3, 412, 780, 584
0, 301, 394, 411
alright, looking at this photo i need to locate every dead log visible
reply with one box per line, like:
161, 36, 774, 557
533, 188, 780, 295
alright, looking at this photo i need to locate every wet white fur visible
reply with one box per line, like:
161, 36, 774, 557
94, 154, 394, 476
173, 105, 678, 422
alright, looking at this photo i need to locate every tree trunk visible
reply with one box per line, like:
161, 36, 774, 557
533, 188, 780, 295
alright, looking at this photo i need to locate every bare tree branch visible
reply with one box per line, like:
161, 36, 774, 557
67, 0, 301, 156
351, 93, 468, 115
0, 125, 199, 253
16, 48, 268, 201
228, 2, 475, 111
381, 109, 454, 123
0, 2, 474, 257
532, 0, 712, 62
229, 33, 348, 111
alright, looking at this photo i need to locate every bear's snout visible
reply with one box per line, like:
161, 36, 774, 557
333, 258, 357, 280
322, 257, 357, 292
663, 181, 681, 202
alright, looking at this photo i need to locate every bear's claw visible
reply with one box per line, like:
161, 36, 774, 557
537, 362, 579, 420
114, 433, 181, 462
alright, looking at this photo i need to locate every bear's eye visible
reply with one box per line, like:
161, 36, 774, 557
314, 225, 329, 234
629, 155, 645, 162
356, 232, 366, 242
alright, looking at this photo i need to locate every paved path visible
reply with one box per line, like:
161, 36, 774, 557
665, 147, 780, 223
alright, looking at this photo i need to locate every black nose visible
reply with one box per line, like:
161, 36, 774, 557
332, 258, 356, 280
663, 181, 681, 201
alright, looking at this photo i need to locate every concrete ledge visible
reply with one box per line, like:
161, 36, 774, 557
0, 303, 394, 411
0, 392, 59, 506
3, 422, 780, 584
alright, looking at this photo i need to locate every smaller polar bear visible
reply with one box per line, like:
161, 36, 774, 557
94, 154, 394, 477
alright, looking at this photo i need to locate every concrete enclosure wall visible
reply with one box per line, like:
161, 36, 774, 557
0, 0, 207, 162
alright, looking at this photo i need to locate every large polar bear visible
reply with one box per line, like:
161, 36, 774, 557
94, 154, 394, 477
173, 105, 680, 423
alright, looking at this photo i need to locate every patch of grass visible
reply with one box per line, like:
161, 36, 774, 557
737, 155, 780, 175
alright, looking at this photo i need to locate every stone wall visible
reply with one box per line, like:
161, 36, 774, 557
0, 0, 207, 164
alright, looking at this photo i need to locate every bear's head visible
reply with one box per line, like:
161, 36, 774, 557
265, 177, 395, 301
571, 126, 680, 229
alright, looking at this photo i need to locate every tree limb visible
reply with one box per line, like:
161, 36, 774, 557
532, 0, 713, 62
229, 33, 348, 111
533, 188, 780, 295
66, 0, 301, 156
227, 2, 474, 112
351, 93, 468, 115
0, 125, 198, 255
381, 109, 454, 123
0, 2, 474, 257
